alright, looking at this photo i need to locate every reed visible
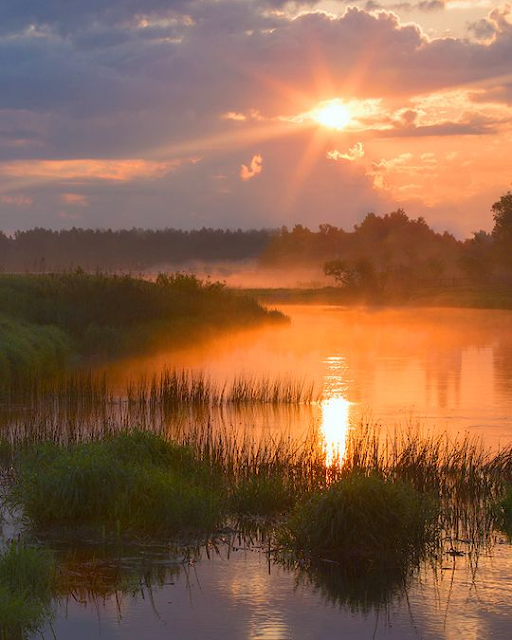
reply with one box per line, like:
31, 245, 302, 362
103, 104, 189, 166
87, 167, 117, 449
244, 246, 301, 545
282, 472, 439, 565
12, 430, 224, 534
6, 419, 512, 546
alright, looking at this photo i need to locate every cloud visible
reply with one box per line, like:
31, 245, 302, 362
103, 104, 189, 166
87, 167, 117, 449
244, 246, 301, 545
1, 194, 33, 206
61, 192, 88, 206
327, 143, 365, 162
240, 154, 263, 181
0, 158, 181, 183
0, 2, 510, 236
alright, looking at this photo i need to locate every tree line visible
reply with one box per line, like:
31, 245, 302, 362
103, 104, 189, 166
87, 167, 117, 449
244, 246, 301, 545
1, 193, 512, 290
260, 193, 512, 294
0, 227, 273, 272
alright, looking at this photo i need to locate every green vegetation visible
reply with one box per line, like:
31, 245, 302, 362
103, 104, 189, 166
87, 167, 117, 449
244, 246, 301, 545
12, 431, 224, 534
4, 423, 512, 627
8, 424, 512, 542
0, 314, 71, 392
0, 272, 284, 394
0, 543, 55, 639
231, 473, 296, 517
283, 473, 438, 565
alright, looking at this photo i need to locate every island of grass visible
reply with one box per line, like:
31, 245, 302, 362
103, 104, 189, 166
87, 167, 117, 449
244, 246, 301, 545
0, 271, 285, 394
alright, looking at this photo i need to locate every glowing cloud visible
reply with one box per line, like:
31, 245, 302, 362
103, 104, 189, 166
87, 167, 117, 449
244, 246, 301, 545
0, 159, 180, 182
1, 194, 33, 206
61, 193, 88, 206
240, 154, 263, 181
327, 143, 365, 162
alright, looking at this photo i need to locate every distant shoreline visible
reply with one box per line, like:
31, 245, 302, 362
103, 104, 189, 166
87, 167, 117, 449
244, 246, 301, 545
240, 285, 512, 311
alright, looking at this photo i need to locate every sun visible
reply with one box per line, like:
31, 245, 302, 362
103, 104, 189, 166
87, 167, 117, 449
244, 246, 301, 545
311, 100, 350, 130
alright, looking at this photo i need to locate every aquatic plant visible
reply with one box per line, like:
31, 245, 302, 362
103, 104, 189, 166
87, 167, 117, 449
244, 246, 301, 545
0, 542, 55, 639
282, 472, 439, 566
12, 430, 224, 534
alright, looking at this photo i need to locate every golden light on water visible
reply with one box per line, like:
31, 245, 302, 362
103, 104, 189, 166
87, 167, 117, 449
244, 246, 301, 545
320, 395, 351, 465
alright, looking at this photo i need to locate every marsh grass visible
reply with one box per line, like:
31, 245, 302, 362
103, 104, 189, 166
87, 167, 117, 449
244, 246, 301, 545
281, 472, 439, 565
3, 368, 316, 419
6, 420, 512, 556
0, 542, 55, 639
12, 431, 224, 534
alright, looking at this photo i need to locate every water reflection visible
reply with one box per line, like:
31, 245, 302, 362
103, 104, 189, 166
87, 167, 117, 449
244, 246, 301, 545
320, 396, 351, 465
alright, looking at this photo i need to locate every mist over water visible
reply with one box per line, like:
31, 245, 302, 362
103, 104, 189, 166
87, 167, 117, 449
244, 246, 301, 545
105, 304, 512, 448
9, 303, 512, 640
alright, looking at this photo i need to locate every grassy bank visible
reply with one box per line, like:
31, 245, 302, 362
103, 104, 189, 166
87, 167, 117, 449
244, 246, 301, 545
0, 272, 285, 394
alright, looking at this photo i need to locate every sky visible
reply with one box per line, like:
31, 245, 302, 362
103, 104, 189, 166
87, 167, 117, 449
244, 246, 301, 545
0, 0, 511, 236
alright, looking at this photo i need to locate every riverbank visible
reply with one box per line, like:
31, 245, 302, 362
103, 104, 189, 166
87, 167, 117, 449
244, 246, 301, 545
0, 273, 285, 394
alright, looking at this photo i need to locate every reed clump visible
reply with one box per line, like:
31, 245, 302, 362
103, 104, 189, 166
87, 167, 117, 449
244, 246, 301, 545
282, 472, 439, 566
0, 542, 55, 639
135, 368, 317, 407
12, 430, 224, 534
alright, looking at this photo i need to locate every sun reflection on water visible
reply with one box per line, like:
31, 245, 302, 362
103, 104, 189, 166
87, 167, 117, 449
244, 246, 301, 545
320, 395, 351, 465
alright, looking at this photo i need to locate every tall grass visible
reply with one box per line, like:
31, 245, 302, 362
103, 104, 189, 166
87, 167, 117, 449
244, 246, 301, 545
12, 431, 224, 534
6, 421, 512, 555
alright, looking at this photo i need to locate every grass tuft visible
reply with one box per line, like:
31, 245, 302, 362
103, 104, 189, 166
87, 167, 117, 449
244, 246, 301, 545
12, 430, 224, 534
282, 472, 439, 566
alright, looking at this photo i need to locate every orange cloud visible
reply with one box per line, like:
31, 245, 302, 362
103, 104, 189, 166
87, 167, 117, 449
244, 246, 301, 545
327, 143, 365, 162
240, 154, 263, 181
1, 194, 33, 206
61, 193, 88, 206
0, 159, 180, 182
